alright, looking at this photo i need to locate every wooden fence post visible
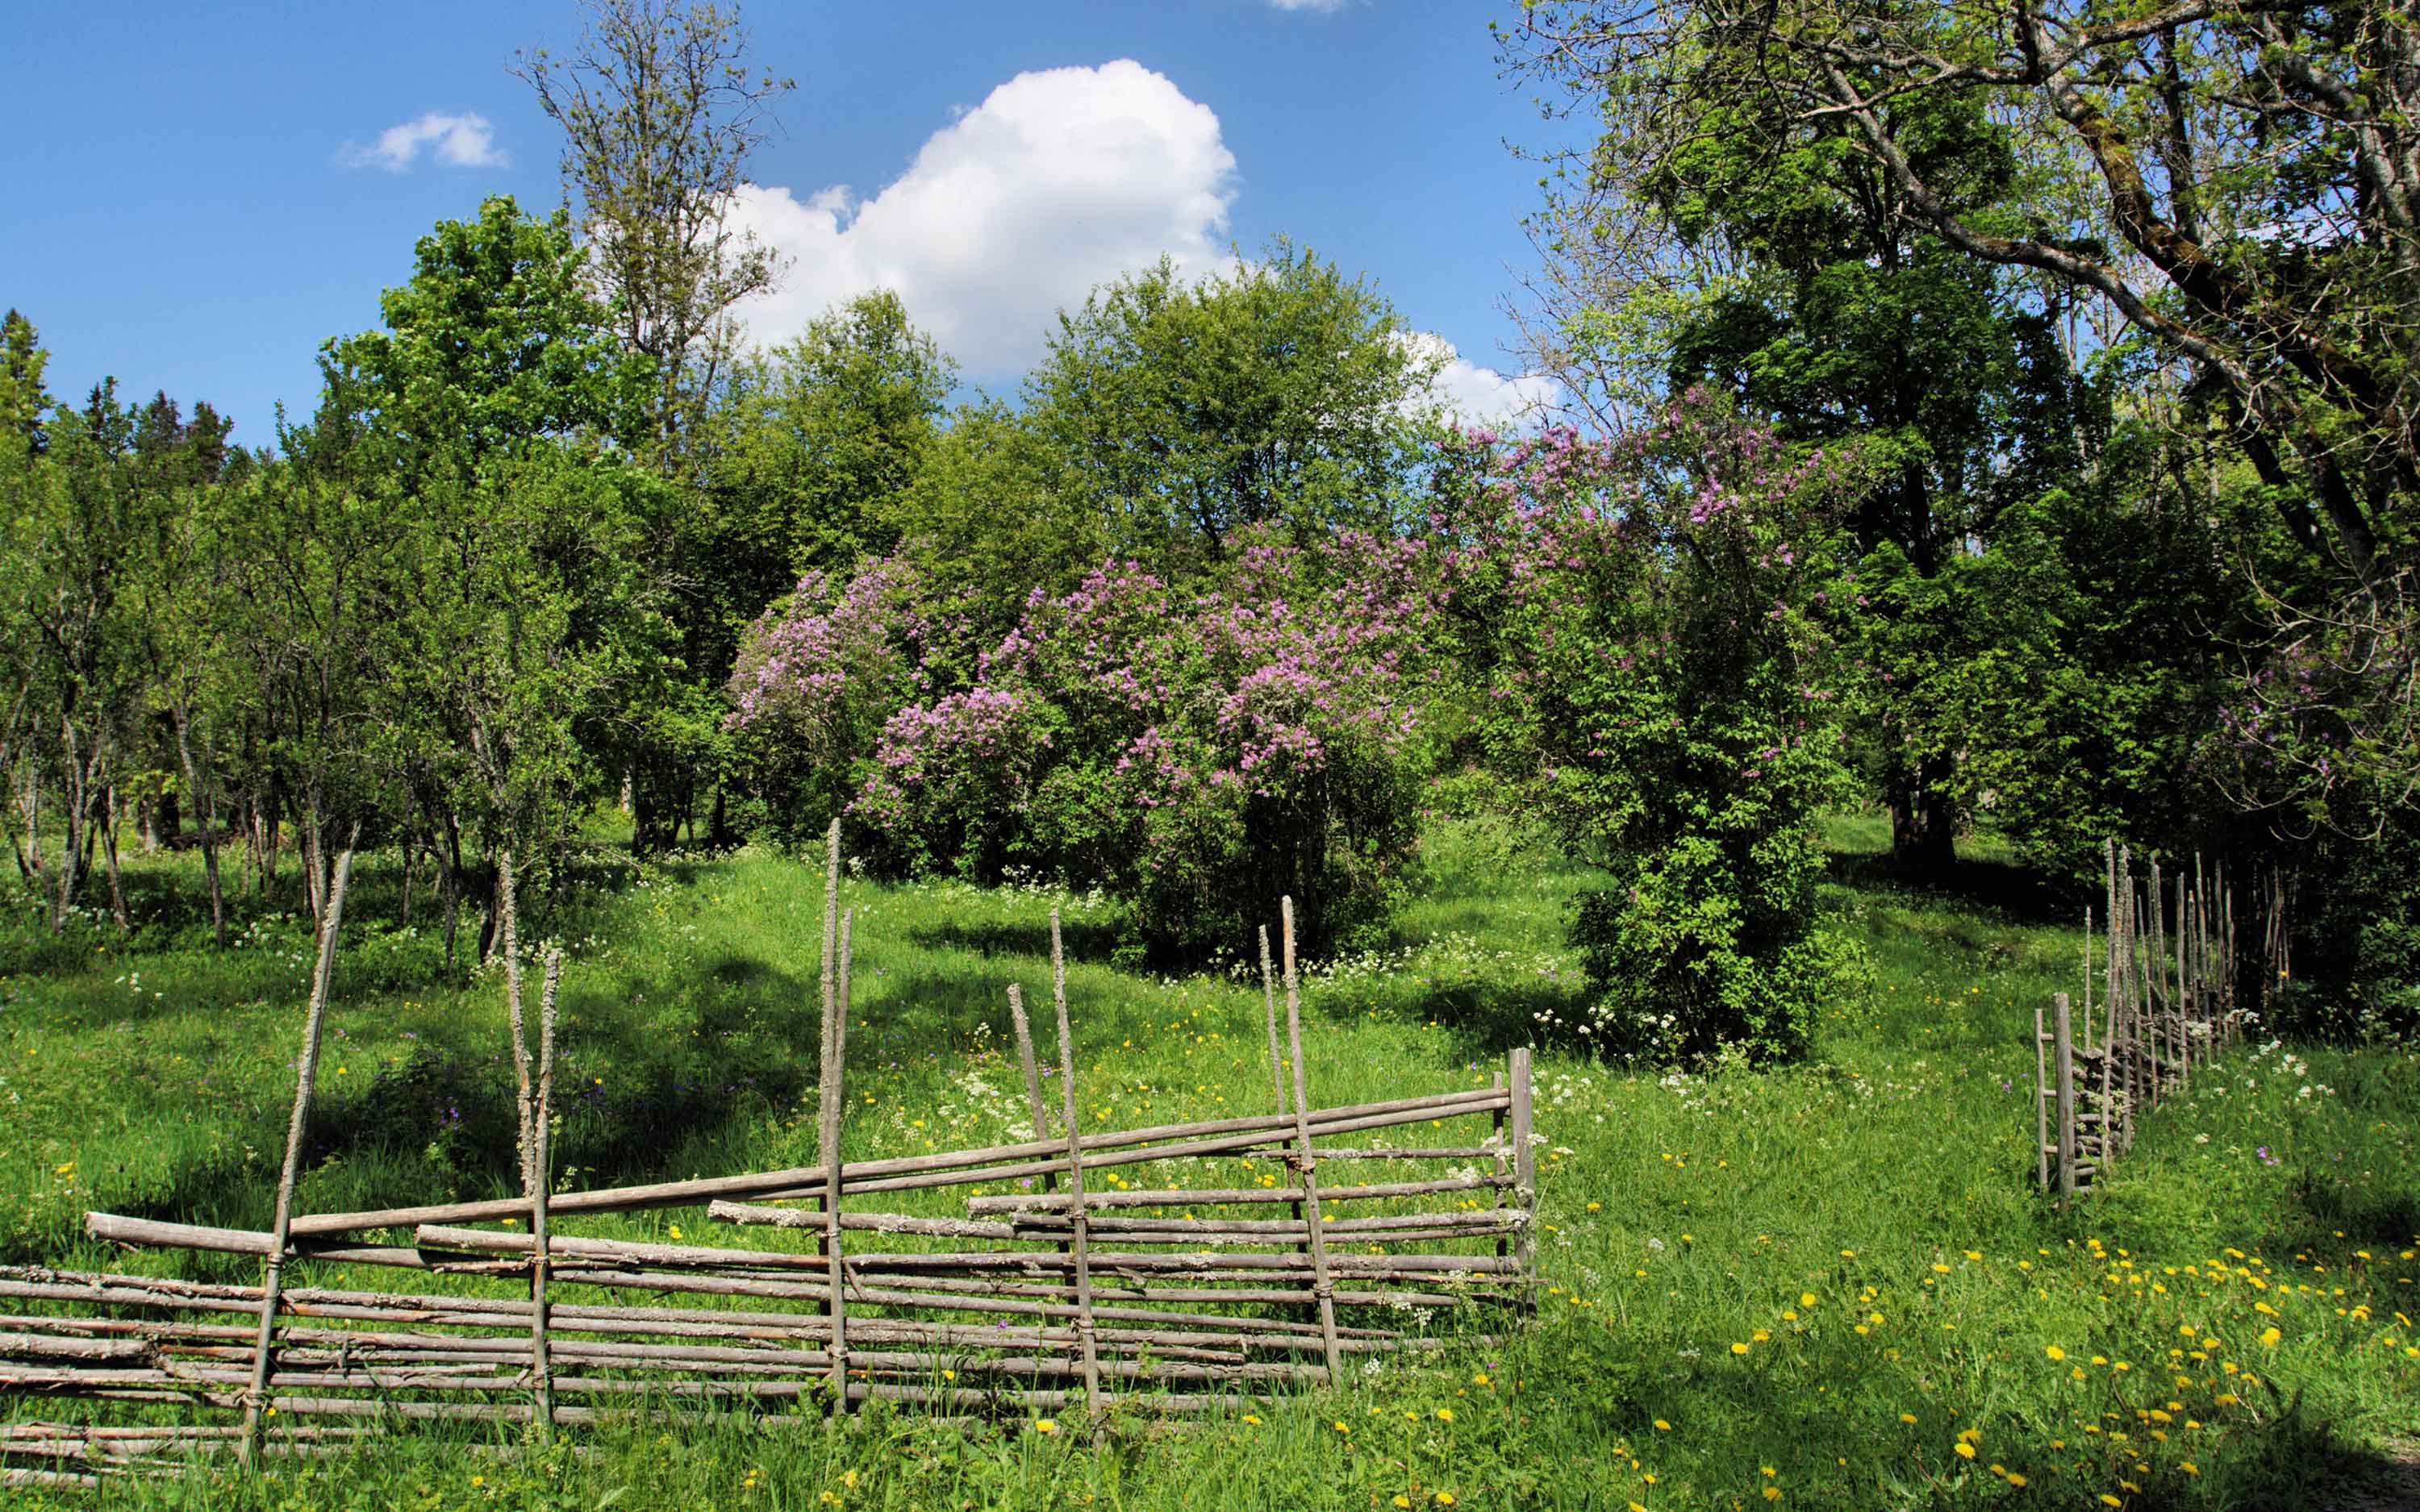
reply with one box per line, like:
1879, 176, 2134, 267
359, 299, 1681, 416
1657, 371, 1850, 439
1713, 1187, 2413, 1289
1279, 898, 1345, 1385
528, 948, 561, 1437
2053, 993, 2076, 1203
1259, 926, 1284, 1114
815, 818, 850, 1417
1508, 1044, 1535, 1305
2033, 1004, 2051, 1194
240, 847, 354, 1470
1049, 911, 1104, 1424
1492, 1069, 1511, 1258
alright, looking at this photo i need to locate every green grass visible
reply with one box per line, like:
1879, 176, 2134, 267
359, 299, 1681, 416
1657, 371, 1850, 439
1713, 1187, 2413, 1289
2, 816, 2414, 1510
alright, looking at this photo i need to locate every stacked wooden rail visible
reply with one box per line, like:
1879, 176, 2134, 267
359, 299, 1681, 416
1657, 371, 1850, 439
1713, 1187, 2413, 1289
2034, 841, 2248, 1200
2, 828, 1535, 1485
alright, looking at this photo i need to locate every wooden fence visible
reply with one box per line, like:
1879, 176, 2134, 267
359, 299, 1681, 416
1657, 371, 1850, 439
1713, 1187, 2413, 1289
2034, 840, 2263, 1200
1, 828, 1534, 1487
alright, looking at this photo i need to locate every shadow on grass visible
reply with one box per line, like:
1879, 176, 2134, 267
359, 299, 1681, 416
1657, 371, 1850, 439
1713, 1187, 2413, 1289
87, 951, 828, 1245
906, 916, 1125, 967
1823, 848, 2082, 928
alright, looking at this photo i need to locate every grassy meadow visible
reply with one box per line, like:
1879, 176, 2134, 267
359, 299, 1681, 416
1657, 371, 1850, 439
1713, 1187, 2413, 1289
2, 813, 2415, 1510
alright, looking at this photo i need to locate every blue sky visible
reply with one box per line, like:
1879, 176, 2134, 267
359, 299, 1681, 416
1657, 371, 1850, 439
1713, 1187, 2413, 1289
3, 0, 1569, 449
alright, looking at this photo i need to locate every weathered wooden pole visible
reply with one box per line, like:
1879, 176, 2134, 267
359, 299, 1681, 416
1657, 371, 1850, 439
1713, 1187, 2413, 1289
2053, 993, 2077, 1203
240, 847, 354, 1469
1049, 909, 1104, 1422
528, 947, 561, 1437
2033, 1004, 2052, 1194
1259, 925, 1284, 1114
1508, 1043, 1536, 1303
821, 908, 853, 1415
1279, 898, 1345, 1383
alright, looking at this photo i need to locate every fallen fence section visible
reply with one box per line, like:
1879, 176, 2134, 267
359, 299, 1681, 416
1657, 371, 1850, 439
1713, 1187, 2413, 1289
2035, 842, 2246, 1200
2, 858, 1534, 1481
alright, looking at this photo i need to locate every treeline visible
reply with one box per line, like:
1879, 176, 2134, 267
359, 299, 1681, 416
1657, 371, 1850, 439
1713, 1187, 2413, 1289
4, 0, 2415, 1048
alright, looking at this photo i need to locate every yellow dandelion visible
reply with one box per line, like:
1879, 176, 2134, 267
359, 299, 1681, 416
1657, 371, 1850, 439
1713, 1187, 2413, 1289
1730, 1342, 1751, 1356
2045, 1345, 2066, 1360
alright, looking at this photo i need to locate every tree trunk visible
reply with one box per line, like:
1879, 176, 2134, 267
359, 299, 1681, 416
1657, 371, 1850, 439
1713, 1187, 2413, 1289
49, 715, 87, 933
173, 710, 227, 949
1886, 752, 1959, 875
100, 781, 131, 934
156, 787, 179, 848
441, 808, 465, 964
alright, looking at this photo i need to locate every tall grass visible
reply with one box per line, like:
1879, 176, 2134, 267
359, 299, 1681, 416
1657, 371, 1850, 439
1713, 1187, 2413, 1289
2, 816, 2414, 1509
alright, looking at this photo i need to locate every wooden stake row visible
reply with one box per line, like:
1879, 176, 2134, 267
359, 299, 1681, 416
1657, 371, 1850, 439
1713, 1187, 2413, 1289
2035, 840, 2252, 1201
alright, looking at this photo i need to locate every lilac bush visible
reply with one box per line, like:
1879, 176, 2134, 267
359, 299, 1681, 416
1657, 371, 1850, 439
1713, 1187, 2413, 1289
731, 534, 1445, 960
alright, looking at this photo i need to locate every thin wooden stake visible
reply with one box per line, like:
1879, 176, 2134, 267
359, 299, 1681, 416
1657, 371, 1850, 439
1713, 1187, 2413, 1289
1049, 909, 1103, 1423
1492, 1070, 1510, 1257
1262, 920, 1312, 1326
529, 948, 561, 1437
1259, 925, 1283, 1114
2033, 1004, 2051, 1194
2053, 993, 2076, 1204
1508, 1044, 1535, 1301
1279, 898, 1345, 1384
240, 847, 354, 1470
821, 908, 853, 1415
1007, 985, 1048, 1139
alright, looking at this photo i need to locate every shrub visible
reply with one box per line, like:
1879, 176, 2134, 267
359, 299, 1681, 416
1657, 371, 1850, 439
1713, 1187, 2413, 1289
1433, 394, 1869, 1062
732, 533, 1444, 961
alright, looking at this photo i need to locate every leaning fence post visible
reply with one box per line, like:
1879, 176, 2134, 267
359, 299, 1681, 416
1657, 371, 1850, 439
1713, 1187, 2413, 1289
1049, 910, 1104, 1424
2053, 993, 2077, 1203
1279, 898, 1346, 1385
240, 846, 354, 1470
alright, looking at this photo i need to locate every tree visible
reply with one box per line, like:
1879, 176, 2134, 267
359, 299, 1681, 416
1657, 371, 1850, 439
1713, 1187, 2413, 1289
1027, 242, 1443, 560
1, 309, 52, 453
1501, 0, 2419, 830
319, 196, 651, 484
515, 0, 794, 463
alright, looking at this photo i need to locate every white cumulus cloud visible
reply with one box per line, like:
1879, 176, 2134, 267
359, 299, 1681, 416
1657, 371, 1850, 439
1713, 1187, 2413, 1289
1268, 0, 1353, 10
726, 60, 1237, 377
1401, 331, 1559, 427
340, 112, 507, 173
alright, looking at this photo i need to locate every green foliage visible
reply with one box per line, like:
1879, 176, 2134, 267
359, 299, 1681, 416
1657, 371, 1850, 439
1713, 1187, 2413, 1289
1026, 240, 1442, 560
315, 195, 652, 481
1437, 401, 1868, 1062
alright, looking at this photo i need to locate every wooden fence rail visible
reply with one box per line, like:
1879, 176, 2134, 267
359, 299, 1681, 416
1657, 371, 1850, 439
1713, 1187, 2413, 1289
3, 824, 1536, 1481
